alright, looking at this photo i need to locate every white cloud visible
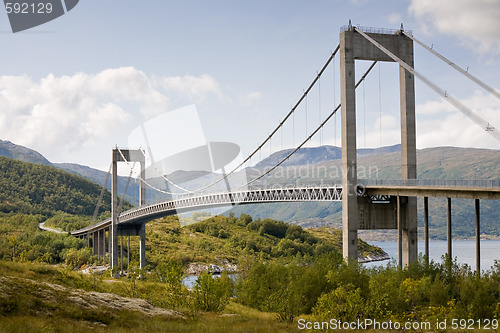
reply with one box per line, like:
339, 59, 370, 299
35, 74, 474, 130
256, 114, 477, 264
244, 91, 262, 106
0, 68, 231, 161
415, 99, 456, 116
157, 74, 223, 103
387, 13, 402, 25
409, 0, 500, 54
0, 68, 230, 163
416, 91, 500, 148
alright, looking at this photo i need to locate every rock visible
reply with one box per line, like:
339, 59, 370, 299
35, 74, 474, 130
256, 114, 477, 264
185, 262, 238, 275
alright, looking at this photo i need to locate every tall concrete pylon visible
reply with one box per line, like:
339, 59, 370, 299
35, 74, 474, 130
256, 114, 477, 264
111, 148, 146, 272
340, 25, 417, 266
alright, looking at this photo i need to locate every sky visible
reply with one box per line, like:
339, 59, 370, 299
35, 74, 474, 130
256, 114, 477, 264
0, 0, 499, 173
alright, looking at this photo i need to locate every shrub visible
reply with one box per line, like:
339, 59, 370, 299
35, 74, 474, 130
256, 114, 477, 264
193, 271, 232, 312
313, 284, 368, 322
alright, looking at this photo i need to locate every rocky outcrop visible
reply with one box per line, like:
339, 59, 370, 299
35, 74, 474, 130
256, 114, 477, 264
0, 275, 185, 319
185, 262, 237, 275
358, 252, 390, 263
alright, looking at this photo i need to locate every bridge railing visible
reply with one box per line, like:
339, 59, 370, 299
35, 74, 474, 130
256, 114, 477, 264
359, 179, 500, 189
340, 25, 412, 36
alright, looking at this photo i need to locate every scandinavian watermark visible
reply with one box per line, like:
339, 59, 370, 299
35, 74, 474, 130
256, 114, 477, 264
297, 318, 499, 331
4, 0, 79, 33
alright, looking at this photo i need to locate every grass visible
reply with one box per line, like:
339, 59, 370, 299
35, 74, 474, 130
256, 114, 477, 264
0, 260, 301, 333
0, 311, 300, 333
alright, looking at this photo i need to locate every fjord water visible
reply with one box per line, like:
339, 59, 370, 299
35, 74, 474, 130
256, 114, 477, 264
183, 240, 500, 287
364, 240, 500, 271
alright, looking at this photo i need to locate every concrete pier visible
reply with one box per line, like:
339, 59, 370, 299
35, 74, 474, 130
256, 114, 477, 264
424, 197, 429, 264
111, 149, 146, 272
339, 25, 417, 266
340, 29, 359, 262
475, 198, 480, 274
447, 197, 452, 273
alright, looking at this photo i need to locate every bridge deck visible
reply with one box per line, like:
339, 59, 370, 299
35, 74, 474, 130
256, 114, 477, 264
71, 181, 500, 236
365, 185, 500, 200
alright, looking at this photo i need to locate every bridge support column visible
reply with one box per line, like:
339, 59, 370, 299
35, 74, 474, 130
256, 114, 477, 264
111, 148, 146, 275
107, 228, 111, 265
340, 25, 359, 262
475, 198, 480, 275
399, 35, 418, 267
397, 196, 402, 267
97, 229, 105, 261
120, 235, 123, 274
447, 197, 452, 271
139, 224, 146, 270
424, 197, 429, 265
92, 232, 97, 256
111, 151, 119, 272
97, 230, 101, 260
339, 25, 417, 265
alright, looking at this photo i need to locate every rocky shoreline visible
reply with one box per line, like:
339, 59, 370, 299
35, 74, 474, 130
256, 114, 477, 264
184, 262, 238, 275
185, 252, 390, 275
358, 252, 391, 263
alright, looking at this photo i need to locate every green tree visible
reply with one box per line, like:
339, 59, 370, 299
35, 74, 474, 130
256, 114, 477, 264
313, 284, 368, 322
193, 271, 232, 312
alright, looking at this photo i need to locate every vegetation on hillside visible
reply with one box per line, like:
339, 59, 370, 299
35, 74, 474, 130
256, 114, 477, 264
0, 212, 94, 268
0, 156, 120, 216
2, 251, 500, 331
230, 146, 500, 238
0, 153, 499, 331
144, 214, 386, 266
237, 255, 500, 325
0, 260, 300, 333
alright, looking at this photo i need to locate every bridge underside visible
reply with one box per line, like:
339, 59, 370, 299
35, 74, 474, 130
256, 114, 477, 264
71, 183, 500, 272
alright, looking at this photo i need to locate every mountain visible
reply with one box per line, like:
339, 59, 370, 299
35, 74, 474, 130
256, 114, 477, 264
255, 144, 402, 168
0, 140, 140, 204
0, 140, 51, 165
255, 145, 342, 168
0, 156, 116, 216
1, 139, 499, 238
228, 145, 500, 239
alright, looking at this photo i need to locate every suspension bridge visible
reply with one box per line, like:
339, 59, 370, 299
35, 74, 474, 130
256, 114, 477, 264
71, 23, 500, 273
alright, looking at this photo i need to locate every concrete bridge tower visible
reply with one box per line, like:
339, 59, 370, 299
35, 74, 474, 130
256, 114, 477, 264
111, 148, 146, 271
340, 24, 417, 266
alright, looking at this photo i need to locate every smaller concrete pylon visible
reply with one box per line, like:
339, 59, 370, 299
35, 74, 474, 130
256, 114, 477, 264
111, 148, 146, 275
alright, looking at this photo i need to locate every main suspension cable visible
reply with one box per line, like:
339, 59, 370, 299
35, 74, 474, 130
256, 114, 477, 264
402, 31, 500, 101
116, 147, 183, 196
92, 163, 112, 223
191, 45, 341, 193
242, 61, 378, 187
138, 149, 192, 193
356, 28, 500, 142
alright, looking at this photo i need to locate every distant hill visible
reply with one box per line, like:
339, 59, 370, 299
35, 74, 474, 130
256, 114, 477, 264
0, 156, 118, 216
1, 139, 498, 238
229, 145, 500, 239
255, 144, 401, 168
0, 140, 51, 165
0, 139, 140, 204
255, 145, 342, 168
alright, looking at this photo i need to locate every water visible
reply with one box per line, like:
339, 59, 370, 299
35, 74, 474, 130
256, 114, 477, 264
182, 240, 500, 286
182, 274, 236, 288
183, 274, 199, 288
364, 240, 500, 271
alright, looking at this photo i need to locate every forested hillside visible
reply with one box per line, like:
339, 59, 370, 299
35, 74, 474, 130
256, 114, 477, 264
0, 156, 112, 216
